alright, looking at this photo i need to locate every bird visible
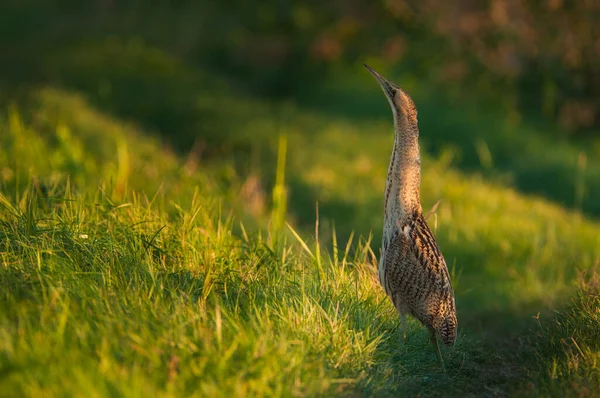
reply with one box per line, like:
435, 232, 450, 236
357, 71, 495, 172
364, 64, 457, 370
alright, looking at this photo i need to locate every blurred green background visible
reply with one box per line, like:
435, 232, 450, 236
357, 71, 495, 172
2, 1, 600, 396
3, 0, 600, 128
2, 0, 600, 218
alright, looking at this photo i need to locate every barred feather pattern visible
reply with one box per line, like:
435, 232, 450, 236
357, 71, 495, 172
365, 64, 457, 347
380, 210, 457, 346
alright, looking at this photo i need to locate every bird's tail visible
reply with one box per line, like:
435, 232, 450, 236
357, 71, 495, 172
440, 314, 457, 346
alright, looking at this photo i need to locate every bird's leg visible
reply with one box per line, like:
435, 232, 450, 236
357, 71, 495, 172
399, 314, 407, 342
430, 328, 446, 373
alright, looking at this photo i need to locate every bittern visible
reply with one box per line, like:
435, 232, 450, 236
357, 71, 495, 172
364, 64, 457, 370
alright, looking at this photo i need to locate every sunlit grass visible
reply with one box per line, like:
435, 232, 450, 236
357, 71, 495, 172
1, 67, 600, 396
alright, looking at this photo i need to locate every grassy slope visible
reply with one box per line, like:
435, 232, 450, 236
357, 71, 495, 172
1, 43, 600, 397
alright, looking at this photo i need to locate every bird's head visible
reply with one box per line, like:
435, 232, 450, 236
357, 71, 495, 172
364, 64, 417, 122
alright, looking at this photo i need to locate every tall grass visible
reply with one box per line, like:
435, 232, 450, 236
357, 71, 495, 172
1, 75, 600, 396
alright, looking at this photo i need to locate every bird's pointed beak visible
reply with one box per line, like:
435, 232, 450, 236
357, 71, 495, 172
364, 64, 396, 100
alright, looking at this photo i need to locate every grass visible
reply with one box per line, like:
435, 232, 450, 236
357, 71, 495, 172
1, 41, 600, 397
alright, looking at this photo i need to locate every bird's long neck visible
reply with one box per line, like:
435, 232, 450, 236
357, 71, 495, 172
384, 116, 422, 224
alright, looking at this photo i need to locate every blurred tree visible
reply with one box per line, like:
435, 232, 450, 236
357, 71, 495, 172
1, 0, 599, 132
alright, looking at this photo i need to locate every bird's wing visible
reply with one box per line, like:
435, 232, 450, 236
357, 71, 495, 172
406, 212, 455, 301
409, 213, 458, 344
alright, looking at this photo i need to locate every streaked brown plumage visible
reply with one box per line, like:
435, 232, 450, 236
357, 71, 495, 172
364, 64, 457, 369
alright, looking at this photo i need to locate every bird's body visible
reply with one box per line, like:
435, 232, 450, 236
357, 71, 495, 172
380, 210, 457, 346
365, 64, 457, 368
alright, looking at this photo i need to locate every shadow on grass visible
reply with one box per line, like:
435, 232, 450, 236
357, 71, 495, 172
308, 268, 550, 396
284, 167, 595, 395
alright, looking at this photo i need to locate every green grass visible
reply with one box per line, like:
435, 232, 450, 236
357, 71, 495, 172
1, 42, 600, 397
